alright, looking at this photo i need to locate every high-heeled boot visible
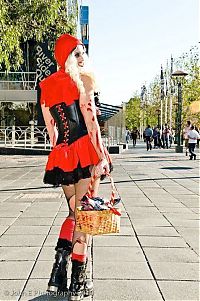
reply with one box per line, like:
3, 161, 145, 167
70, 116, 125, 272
69, 260, 93, 301
83, 260, 93, 297
47, 248, 71, 294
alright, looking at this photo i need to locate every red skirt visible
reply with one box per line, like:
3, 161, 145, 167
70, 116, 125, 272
44, 135, 99, 186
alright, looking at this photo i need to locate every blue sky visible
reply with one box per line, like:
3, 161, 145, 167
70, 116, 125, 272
81, 0, 199, 105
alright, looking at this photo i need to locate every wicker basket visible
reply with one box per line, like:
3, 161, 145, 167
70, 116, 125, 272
76, 207, 121, 235
75, 174, 121, 235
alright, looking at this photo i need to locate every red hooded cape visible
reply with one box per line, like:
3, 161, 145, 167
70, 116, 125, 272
39, 34, 81, 107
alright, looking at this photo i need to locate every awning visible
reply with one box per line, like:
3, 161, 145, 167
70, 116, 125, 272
98, 103, 122, 121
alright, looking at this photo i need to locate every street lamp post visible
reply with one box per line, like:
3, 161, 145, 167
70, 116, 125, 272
156, 108, 161, 128
171, 70, 188, 153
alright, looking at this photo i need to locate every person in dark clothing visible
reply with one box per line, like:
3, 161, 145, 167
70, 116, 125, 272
131, 127, 139, 147
144, 125, 153, 151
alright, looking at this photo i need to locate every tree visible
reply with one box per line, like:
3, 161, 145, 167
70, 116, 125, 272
172, 46, 200, 126
125, 96, 141, 129
0, 0, 78, 70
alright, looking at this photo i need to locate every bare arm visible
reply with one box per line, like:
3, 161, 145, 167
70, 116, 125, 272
80, 74, 105, 160
41, 104, 58, 147
80, 74, 109, 175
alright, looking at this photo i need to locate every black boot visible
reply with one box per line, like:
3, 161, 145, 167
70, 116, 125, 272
69, 260, 93, 301
47, 248, 71, 295
83, 260, 93, 297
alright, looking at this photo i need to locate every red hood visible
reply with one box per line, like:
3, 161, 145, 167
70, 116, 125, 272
54, 34, 81, 69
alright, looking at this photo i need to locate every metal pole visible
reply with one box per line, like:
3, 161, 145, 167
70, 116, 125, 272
160, 66, 164, 131
169, 55, 173, 130
175, 81, 183, 153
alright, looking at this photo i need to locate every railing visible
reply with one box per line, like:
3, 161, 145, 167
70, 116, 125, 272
0, 124, 122, 150
0, 72, 37, 90
0, 124, 51, 150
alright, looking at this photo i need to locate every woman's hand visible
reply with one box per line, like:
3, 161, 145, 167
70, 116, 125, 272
94, 158, 109, 177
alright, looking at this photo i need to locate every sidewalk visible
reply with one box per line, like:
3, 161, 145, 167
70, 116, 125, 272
0, 141, 199, 301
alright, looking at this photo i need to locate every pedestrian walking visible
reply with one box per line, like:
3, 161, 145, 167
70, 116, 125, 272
131, 127, 139, 147
144, 125, 153, 151
40, 33, 110, 300
187, 125, 200, 160
152, 127, 161, 148
183, 120, 191, 156
125, 128, 130, 144
162, 124, 171, 149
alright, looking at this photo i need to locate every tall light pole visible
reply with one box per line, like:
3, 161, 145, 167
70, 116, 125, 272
169, 55, 174, 131
171, 70, 188, 153
160, 65, 164, 132
140, 84, 146, 138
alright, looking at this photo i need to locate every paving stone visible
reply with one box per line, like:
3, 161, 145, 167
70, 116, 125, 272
0, 235, 45, 247
0, 280, 26, 301
0, 217, 16, 226
150, 262, 199, 280
153, 202, 186, 208
125, 207, 158, 213
168, 219, 199, 228
93, 261, 153, 279
158, 207, 194, 213
176, 199, 199, 208
0, 226, 8, 236
37, 247, 59, 261
29, 260, 54, 279
93, 236, 140, 247
48, 225, 60, 235
93, 280, 163, 300
135, 226, 180, 236
163, 213, 198, 220
19, 279, 74, 301
13, 217, 54, 226
5, 225, 50, 235
131, 218, 171, 227
138, 236, 188, 247
158, 280, 199, 300
43, 235, 58, 247
53, 216, 67, 226
93, 246, 146, 262
122, 199, 154, 207
19, 211, 57, 218
129, 212, 164, 219
0, 246, 40, 261
144, 247, 199, 262
0, 261, 34, 279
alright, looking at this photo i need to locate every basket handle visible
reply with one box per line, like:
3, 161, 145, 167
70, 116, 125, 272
87, 173, 116, 205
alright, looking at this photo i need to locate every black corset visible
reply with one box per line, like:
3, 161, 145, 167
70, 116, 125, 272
49, 101, 88, 145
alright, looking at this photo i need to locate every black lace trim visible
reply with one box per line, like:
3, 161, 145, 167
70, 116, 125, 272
44, 164, 91, 186
44, 163, 113, 186
55, 238, 72, 251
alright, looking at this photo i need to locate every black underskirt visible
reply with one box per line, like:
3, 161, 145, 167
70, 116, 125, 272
44, 164, 91, 186
44, 163, 114, 186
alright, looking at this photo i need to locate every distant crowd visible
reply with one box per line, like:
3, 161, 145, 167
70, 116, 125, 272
125, 121, 200, 160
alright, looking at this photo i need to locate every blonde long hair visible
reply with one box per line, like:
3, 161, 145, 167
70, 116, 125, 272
65, 53, 85, 93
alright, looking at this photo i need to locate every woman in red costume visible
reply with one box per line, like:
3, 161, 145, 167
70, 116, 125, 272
40, 34, 110, 301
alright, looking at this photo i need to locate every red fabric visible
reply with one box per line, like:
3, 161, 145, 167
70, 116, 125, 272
39, 33, 82, 107
45, 135, 99, 172
54, 34, 81, 70
39, 33, 101, 173
39, 70, 79, 107
59, 218, 75, 241
72, 253, 86, 263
